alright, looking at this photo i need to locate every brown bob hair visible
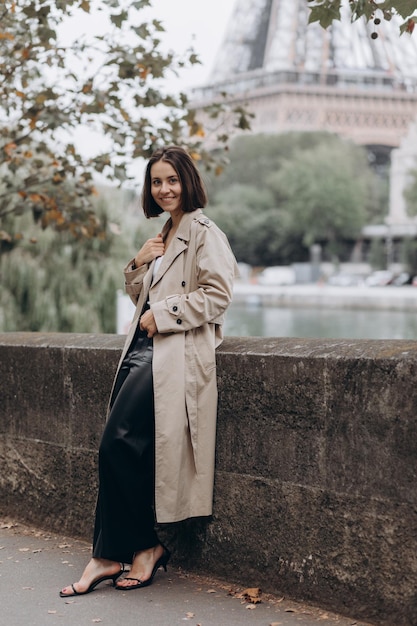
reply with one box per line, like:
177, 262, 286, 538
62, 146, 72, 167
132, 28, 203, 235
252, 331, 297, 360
141, 146, 208, 218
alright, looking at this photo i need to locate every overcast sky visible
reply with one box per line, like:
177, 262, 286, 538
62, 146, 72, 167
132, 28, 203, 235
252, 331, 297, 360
146, 0, 236, 91
60, 0, 237, 91
58, 0, 237, 161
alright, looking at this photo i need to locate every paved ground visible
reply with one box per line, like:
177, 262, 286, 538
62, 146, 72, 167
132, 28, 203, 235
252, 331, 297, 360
0, 519, 373, 626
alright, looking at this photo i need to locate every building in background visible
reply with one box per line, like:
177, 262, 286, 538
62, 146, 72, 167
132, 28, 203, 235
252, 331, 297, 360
192, 0, 417, 249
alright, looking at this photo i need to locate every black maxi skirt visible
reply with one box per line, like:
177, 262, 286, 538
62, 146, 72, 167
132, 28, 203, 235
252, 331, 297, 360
92, 328, 159, 564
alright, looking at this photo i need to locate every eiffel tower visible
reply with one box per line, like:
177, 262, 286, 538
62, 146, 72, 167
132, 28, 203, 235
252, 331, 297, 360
193, 0, 417, 230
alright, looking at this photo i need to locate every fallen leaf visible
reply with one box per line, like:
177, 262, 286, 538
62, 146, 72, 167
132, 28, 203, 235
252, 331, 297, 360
242, 587, 262, 604
47, 610, 57, 614
285, 608, 298, 613
269, 622, 283, 626
92, 619, 102, 623
207, 589, 217, 593
19, 548, 30, 552
246, 603, 257, 609
185, 613, 195, 618
22, 586, 34, 590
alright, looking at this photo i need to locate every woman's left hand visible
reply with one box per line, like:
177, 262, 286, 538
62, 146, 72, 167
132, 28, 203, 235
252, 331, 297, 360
140, 310, 158, 338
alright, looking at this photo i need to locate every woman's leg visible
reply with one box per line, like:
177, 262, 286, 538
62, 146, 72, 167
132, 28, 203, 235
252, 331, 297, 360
60, 334, 159, 596
93, 334, 159, 563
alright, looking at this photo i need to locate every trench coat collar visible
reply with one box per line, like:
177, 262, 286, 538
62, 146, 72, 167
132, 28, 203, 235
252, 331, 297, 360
161, 208, 203, 243
151, 209, 203, 288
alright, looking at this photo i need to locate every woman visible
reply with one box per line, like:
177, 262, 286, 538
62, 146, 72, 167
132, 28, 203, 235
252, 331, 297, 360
60, 145, 238, 596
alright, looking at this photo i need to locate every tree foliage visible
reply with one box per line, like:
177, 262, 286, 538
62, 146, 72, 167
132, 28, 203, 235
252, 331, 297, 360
0, 0, 250, 248
0, 183, 155, 332
404, 167, 417, 216
307, 0, 417, 34
0, 198, 121, 332
267, 140, 372, 248
206, 133, 380, 266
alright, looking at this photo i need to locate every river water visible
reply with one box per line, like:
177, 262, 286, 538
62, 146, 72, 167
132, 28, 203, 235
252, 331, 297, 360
224, 302, 417, 340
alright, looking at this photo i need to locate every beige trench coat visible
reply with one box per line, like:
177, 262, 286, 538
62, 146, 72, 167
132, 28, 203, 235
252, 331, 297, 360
111, 209, 237, 524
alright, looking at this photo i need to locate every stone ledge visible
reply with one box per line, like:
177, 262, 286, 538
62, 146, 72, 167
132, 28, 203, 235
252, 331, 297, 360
0, 332, 416, 626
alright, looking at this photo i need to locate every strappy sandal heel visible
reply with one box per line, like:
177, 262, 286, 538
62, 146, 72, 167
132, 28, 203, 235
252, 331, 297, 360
116, 546, 171, 591
59, 564, 124, 597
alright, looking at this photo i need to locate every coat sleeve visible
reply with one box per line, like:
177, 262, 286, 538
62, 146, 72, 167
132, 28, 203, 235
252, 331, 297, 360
123, 259, 148, 305
151, 223, 237, 333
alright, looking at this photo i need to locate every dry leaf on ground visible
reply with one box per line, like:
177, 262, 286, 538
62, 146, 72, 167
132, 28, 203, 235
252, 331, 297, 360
243, 587, 262, 603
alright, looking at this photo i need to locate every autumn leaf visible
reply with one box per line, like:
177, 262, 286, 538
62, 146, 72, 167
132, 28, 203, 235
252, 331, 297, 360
4, 142, 17, 156
137, 64, 149, 79
231, 586, 262, 604
0, 231, 13, 242
243, 587, 262, 603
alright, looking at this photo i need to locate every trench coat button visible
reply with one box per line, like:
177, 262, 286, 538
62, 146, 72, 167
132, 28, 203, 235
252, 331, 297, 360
204, 219, 209, 224
176, 319, 182, 325
172, 305, 178, 312
181, 281, 186, 287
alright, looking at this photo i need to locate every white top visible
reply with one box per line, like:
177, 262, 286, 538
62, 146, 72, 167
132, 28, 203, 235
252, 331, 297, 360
153, 255, 164, 278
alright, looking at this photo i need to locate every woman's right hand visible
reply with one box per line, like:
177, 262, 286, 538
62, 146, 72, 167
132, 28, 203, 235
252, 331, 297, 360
134, 233, 165, 268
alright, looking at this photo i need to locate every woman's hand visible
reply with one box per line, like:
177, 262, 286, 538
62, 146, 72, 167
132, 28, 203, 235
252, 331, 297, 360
140, 309, 158, 338
134, 234, 164, 268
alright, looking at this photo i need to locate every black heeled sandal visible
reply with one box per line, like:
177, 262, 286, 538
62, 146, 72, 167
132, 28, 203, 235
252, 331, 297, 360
59, 564, 124, 597
116, 545, 171, 591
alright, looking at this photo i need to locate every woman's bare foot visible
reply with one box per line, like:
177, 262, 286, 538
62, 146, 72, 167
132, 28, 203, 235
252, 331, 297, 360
115, 544, 164, 589
60, 558, 123, 596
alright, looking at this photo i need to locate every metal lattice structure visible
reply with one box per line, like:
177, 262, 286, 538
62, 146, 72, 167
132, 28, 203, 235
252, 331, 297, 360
193, 0, 417, 150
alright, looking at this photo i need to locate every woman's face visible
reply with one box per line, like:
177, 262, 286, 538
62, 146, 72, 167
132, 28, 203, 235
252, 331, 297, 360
150, 160, 183, 217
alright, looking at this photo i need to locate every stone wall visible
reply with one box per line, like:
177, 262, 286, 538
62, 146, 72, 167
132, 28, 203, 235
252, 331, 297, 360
0, 332, 416, 625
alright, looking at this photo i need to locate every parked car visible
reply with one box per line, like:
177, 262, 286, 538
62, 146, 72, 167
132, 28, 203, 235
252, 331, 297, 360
257, 266, 296, 286
328, 273, 365, 287
365, 270, 395, 287
391, 272, 411, 286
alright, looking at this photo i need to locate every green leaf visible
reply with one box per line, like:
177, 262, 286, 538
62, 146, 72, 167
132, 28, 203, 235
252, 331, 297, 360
399, 15, 417, 33
381, 0, 417, 19
110, 11, 128, 28
308, 5, 342, 28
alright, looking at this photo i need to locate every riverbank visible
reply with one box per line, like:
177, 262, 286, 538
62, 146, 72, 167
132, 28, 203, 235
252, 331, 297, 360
233, 282, 417, 311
